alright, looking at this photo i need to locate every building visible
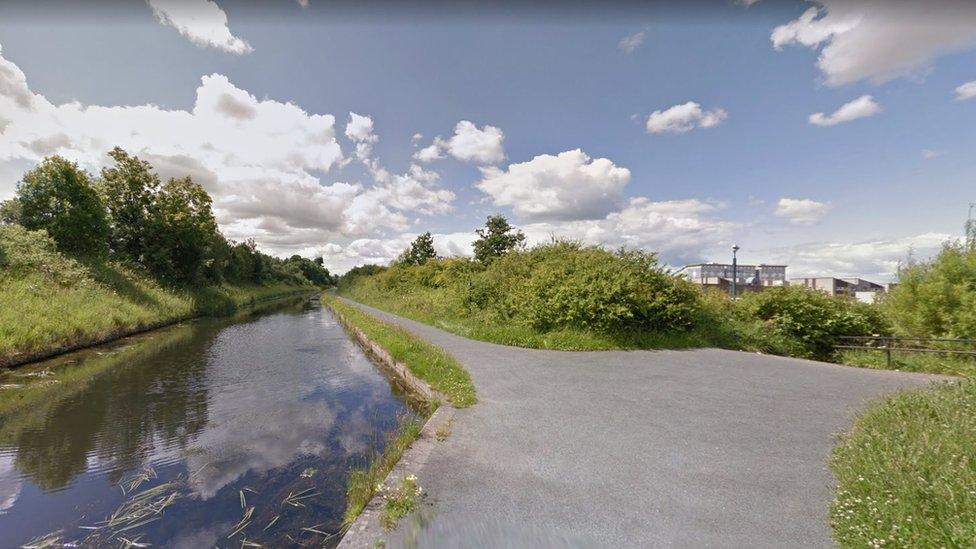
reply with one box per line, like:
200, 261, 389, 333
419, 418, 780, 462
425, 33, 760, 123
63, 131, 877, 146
681, 263, 787, 293
788, 277, 885, 301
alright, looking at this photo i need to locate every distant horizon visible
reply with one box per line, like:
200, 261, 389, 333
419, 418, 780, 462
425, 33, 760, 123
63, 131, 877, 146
1, 0, 973, 281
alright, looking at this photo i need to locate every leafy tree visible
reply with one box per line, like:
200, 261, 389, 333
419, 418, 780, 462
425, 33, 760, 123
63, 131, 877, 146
14, 156, 109, 255
99, 147, 160, 262
473, 215, 525, 265
0, 198, 23, 225
144, 176, 220, 282
286, 254, 333, 286
398, 232, 438, 266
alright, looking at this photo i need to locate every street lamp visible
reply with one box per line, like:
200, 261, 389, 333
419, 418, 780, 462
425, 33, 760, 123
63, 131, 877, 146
731, 244, 740, 299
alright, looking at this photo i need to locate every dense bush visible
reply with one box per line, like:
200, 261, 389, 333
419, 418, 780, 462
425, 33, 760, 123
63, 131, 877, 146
737, 286, 889, 359
883, 241, 976, 338
347, 241, 702, 334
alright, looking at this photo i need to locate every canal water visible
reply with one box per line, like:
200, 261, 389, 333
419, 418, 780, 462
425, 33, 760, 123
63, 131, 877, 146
0, 296, 415, 547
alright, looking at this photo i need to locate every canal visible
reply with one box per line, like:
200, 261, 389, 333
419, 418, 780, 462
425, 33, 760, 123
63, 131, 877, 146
0, 296, 415, 547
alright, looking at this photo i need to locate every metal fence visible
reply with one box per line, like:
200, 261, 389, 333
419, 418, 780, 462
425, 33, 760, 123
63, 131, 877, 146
834, 335, 976, 368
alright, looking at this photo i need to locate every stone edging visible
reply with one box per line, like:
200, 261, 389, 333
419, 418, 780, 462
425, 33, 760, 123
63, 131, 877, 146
324, 300, 456, 548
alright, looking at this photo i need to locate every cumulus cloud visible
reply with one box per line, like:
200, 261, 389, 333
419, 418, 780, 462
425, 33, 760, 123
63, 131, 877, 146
147, 0, 253, 55
618, 31, 646, 54
646, 102, 727, 134
774, 198, 832, 225
955, 80, 976, 100
476, 149, 630, 222
414, 121, 505, 164
771, 1, 976, 86
0, 46, 454, 257
808, 95, 880, 126
345, 112, 378, 161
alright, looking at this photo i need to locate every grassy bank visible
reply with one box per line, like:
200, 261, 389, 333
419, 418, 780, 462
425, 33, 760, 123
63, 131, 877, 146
324, 294, 476, 408
0, 225, 313, 366
830, 379, 976, 547
324, 293, 474, 533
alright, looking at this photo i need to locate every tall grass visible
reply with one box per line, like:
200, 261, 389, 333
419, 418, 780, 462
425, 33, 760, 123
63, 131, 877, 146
0, 225, 311, 365
831, 379, 976, 547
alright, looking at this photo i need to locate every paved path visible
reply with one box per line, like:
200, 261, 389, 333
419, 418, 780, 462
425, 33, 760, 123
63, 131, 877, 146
341, 299, 947, 548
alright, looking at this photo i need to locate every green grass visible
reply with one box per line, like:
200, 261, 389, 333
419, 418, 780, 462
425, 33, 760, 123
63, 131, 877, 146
337, 287, 722, 352
0, 225, 311, 365
343, 417, 425, 527
830, 379, 976, 547
380, 475, 422, 531
839, 349, 976, 378
324, 294, 476, 408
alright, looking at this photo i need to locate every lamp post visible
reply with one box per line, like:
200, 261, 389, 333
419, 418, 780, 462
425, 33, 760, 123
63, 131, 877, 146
731, 244, 740, 299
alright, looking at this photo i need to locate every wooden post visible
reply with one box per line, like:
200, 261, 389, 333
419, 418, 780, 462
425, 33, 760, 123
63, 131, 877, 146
885, 337, 892, 369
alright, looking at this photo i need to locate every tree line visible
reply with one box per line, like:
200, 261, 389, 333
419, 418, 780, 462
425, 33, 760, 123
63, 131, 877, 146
0, 148, 334, 287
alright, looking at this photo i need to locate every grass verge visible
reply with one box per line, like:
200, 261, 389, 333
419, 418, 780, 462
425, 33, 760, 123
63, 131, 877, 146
337, 288, 720, 352
830, 379, 976, 547
839, 349, 976, 378
343, 416, 425, 527
324, 294, 476, 408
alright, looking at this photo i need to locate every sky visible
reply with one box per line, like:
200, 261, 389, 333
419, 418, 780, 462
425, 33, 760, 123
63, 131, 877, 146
0, 0, 974, 279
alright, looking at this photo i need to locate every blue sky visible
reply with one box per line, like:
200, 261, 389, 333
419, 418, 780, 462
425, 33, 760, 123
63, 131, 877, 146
0, 0, 974, 277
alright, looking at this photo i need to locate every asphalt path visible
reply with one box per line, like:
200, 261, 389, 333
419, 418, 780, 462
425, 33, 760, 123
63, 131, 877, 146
340, 298, 947, 548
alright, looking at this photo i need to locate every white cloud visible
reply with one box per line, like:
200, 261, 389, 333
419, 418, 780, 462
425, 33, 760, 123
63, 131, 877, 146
519, 198, 736, 266
414, 121, 505, 164
921, 148, 946, 160
413, 140, 445, 163
766, 232, 953, 280
0, 46, 454, 257
476, 149, 630, 222
618, 31, 645, 54
646, 101, 727, 134
771, 1, 976, 86
955, 80, 976, 100
146, 0, 253, 55
808, 95, 880, 126
774, 198, 832, 225
344, 112, 378, 161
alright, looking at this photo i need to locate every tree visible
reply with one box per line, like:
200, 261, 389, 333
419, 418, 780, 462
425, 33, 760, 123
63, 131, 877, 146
144, 176, 220, 282
398, 232, 438, 266
14, 156, 109, 255
0, 198, 23, 225
473, 215, 525, 264
99, 147, 160, 262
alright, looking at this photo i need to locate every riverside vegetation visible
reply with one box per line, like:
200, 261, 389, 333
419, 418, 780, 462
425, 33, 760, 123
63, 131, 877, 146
324, 293, 474, 530
338, 215, 976, 548
0, 150, 334, 365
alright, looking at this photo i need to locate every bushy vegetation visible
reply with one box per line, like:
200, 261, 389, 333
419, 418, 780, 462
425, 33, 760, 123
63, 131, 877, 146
883, 240, 976, 338
735, 286, 889, 360
339, 219, 885, 355
830, 379, 976, 547
1, 150, 334, 287
0, 149, 335, 364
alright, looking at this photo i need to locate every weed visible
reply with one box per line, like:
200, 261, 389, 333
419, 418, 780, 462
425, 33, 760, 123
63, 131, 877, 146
380, 475, 423, 531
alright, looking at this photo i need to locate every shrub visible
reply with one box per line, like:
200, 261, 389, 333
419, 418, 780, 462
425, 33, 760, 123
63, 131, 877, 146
500, 242, 700, 332
883, 241, 976, 338
737, 286, 889, 360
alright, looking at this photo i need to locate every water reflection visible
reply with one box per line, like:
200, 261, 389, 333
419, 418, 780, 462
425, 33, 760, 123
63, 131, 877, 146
0, 297, 412, 547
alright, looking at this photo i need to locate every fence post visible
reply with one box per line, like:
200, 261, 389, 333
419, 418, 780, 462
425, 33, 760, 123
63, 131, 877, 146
885, 337, 892, 369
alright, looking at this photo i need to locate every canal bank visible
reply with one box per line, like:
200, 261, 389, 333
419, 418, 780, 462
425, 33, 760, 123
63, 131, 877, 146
0, 296, 420, 547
